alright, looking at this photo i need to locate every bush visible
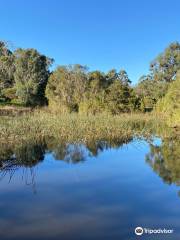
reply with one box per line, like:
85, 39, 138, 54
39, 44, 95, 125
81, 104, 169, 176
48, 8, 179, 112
156, 71, 180, 126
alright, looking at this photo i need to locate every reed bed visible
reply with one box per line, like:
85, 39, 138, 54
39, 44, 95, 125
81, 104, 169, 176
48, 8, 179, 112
0, 109, 171, 144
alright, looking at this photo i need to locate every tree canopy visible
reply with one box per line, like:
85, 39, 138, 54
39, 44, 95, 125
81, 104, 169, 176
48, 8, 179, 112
135, 42, 180, 112
150, 42, 180, 82
0, 40, 179, 118
14, 48, 53, 106
0, 41, 53, 106
0, 41, 15, 100
156, 71, 180, 126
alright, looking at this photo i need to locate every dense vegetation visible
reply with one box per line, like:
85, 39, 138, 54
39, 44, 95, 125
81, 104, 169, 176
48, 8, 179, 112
0, 118, 178, 169
46, 66, 136, 114
0, 40, 179, 125
0, 41, 53, 106
135, 42, 180, 111
0, 110, 168, 144
156, 71, 180, 126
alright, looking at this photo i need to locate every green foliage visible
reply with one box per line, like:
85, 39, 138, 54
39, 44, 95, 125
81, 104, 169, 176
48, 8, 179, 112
46, 64, 88, 112
135, 75, 169, 111
1, 87, 17, 101
14, 48, 53, 106
106, 79, 135, 114
47, 65, 137, 114
79, 70, 107, 114
150, 42, 180, 82
0, 39, 179, 118
156, 71, 180, 126
139, 97, 155, 112
105, 70, 137, 113
88, 71, 107, 93
118, 69, 131, 85
135, 76, 169, 112
0, 41, 53, 106
136, 75, 169, 99
79, 95, 107, 115
0, 41, 15, 98
106, 69, 118, 83
135, 42, 180, 112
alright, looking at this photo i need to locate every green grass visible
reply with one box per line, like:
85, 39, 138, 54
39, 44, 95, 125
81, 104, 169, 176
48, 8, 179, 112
0, 99, 25, 107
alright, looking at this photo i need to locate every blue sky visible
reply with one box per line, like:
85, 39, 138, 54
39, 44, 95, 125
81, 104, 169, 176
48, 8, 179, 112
1, 0, 180, 83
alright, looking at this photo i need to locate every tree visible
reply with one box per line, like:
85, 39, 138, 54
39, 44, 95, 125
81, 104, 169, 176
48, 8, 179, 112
0, 41, 15, 100
88, 71, 106, 94
105, 69, 137, 114
150, 42, 180, 82
46, 64, 88, 112
106, 81, 134, 114
106, 69, 118, 84
118, 69, 131, 85
156, 71, 180, 126
135, 42, 180, 112
14, 48, 53, 106
79, 71, 107, 114
135, 75, 169, 111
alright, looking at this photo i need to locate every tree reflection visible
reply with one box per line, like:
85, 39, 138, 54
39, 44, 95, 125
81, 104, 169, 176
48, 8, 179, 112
46, 137, 133, 163
50, 143, 89, 163
0, 135, 134, 189
0, 133, 179, 197
0, 136, 132, 177
86, 138, 133, 156
0, 141, 46, 192
146, 136, 180, 185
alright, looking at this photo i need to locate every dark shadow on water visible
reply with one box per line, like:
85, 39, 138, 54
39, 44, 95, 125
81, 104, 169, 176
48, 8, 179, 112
0, 142, 46, 193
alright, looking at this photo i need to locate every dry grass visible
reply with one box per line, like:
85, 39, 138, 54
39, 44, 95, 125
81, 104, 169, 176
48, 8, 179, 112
0, 108, 169, 144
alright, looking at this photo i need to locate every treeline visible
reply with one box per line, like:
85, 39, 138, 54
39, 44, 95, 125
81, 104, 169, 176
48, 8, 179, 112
46, 66, 137, 114
0, 40, 179, 114
135, 42, 180, 112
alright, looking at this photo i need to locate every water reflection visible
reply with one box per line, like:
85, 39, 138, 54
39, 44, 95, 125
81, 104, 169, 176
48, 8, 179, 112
0, 137, 133, 167
0, 134, 180, 239
146, 136, 180, 186
47, 142, 89, 163
0, 137, 133, 191
0, 142, 46, 192
0, 142, 45, 168
47, 137, 133, 163
0, 135, 179, 190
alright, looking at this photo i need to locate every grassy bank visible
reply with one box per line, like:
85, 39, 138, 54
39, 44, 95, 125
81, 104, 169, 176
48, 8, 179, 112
0, 109, 172, 144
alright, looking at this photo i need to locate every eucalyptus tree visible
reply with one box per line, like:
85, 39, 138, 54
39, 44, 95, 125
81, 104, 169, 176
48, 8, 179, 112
79, 70, 107, 114
0, 41, 15, 100
150, 42, 180, 82
105, 70, 135, 114
46, 64, 88, 111
156, 71, 180, 125
14, 48, 53, 106
118, 69, 131, 85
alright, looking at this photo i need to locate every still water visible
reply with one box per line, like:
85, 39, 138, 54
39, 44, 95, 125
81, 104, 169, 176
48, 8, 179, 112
0, 137, 180, 240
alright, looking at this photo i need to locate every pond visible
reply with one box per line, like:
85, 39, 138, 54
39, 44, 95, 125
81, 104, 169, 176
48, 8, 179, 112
0, 136, 180, 240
